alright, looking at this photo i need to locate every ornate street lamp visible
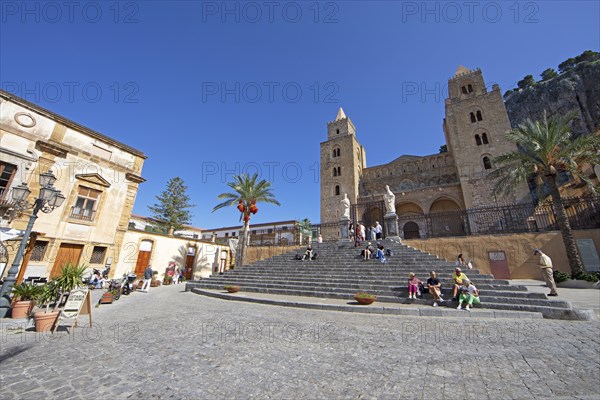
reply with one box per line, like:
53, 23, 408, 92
0, 171, 65, 318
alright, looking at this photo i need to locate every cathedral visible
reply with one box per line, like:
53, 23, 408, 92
320, 66, 530, 240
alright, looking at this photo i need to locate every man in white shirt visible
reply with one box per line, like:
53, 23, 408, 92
374, 221, 383, 239
534, 249, 558, 296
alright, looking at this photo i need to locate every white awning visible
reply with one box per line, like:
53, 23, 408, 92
0, 228, 24, 242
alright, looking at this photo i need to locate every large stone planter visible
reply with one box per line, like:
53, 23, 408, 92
557, 279, 598, 289
11, 300, 34, 319
33, 311, 60, 332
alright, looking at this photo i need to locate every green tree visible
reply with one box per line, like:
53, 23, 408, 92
517, 75, 535, 89
558, 57, 576, 73
212, 173, 280, 267
147, 177, 195, 233
489, 110, 600, 277
540, 68, 558, 81
439, 144, 448, 153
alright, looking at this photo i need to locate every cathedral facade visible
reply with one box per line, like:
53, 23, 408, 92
320, 66, 529, 240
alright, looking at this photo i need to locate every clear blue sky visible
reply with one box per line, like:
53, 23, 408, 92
2, 1, 599, 229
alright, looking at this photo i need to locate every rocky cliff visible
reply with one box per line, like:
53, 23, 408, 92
504, 60, 600, 138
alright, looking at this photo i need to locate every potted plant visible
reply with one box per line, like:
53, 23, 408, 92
354, 291, 377, 305
150, 271, 161, 287
32, 281, 60, 332
100, 289, 118, 304
11, 283, 42, 319
32, 263, 87, 332
224, 285, 240, 293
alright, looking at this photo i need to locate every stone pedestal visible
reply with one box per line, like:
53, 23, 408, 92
384, 213, 400, 241
339, 218, 351, 242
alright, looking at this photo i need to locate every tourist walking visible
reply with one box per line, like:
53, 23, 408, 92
457, 278, 480, 311
359, 223, 366, 243
534, 249, 558, 296
407, 272, 421, 299
427, 271, 444, 306
173, 268, 180, 285
141, 265, 153, 292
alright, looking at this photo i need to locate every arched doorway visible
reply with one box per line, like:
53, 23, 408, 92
403, 222, 421, 239
429, 198, 464, 237
134, 240, 153, 276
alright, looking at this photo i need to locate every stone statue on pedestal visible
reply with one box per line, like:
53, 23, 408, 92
383, 185, 396, 215
340, 193, 350, 220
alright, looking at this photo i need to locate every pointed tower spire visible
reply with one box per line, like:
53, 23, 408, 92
335, 107, 347, 121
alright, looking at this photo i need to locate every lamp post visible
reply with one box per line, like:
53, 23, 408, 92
0, 172, 65, 318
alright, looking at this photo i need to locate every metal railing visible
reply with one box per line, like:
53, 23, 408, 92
324, 196, 600, 240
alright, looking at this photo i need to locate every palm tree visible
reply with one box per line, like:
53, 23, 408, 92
489, 110, 600, 277
213, 173, 280, 267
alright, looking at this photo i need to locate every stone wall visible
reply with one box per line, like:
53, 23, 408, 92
404, 229, 600, 279
243, 245, 304, 266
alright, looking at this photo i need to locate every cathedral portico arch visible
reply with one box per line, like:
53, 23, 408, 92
428, 196, 461, 213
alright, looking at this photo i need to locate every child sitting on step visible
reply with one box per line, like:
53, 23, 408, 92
407, 272, 421, 299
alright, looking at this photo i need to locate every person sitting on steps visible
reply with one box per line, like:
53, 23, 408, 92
407, 272, 422, 299
375, 244, 386, 263
452, 267, 468, 301
427, 270, 444, 307
361, 242, 375, 260
301, 245, 313, 261
457, 278, 480, 311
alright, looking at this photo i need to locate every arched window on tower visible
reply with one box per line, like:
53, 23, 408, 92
483, 156, 492, 170
336, 129, 340, 134
467, 84, 473, 93
475, 135, 482, 146
337, 167, 341, 176
482, 133, 489, 144
470, 112, 476, 123
333, 168, 338, 177
337, 148, 341, 157
476, 110, 483, 121
462, 86, 468, 94
335, 185, 340, 196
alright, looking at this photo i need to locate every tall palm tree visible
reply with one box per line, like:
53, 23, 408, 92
213, 173, 280, 267
490, 110, 600, 277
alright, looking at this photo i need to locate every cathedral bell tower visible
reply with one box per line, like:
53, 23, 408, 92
320, 108, 366, 227
443, 66, 529, 208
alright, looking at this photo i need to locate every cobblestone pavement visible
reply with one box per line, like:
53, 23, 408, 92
1, 284, 599, 400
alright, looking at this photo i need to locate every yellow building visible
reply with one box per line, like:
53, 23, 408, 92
0, 90, 146, 279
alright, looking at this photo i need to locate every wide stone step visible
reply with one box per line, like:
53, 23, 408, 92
226, 271, 497, 280
187, 282, 571, 311
188, 282, 561, 306
198, 276, 515, 289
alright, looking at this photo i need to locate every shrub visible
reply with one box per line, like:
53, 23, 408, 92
553, 270, 570, 284
355, 291, 376, 299
572, 271, 600, 283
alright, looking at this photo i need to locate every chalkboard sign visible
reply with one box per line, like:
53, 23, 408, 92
53, 287, 92, 333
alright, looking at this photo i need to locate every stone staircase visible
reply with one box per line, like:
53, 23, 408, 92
187, 241, 585, 319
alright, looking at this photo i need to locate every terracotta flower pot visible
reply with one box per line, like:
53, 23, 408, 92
354, 296, 376, 305
225, 286, 240, 293
33, 311, 60, 332
11, 300, 34, 319
100, 292, 114, 304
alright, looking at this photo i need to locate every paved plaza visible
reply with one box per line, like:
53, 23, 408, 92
1, 284, 599, 399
